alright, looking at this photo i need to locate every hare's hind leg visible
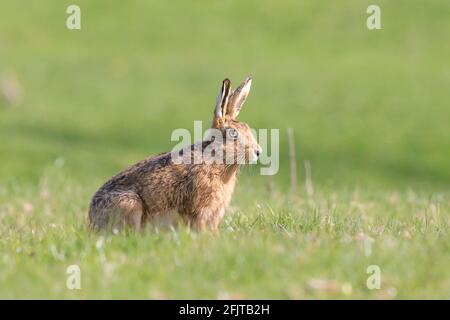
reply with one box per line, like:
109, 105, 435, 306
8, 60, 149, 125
119, 196, 144, 231
89, 192, 144, 232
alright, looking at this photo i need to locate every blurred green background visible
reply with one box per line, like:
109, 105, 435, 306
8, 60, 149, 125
1, 0, 450, 190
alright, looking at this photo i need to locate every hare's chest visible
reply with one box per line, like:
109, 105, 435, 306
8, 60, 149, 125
221, 177, 237, 207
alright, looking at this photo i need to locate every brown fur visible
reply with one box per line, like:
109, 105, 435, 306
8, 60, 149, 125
88, 77, 260, 232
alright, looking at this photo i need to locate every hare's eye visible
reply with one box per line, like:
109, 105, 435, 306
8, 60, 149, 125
227, 128, 240, 140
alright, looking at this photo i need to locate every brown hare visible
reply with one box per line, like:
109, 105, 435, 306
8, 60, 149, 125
88, 76, 261, 232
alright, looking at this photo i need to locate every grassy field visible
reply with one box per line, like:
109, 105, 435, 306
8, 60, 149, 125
0, 1, 449, 298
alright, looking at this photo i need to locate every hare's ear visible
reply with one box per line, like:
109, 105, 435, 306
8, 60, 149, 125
214, 78, 231, 123
226, 76, 252, 119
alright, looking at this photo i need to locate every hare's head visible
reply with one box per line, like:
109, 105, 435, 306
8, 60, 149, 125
208, 77, 261, 165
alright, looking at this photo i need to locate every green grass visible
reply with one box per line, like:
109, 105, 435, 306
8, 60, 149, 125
1, 169, 449, 299
0, 0, 449, 298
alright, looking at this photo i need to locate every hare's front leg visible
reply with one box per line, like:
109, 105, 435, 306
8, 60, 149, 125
188, 206, 225, 233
